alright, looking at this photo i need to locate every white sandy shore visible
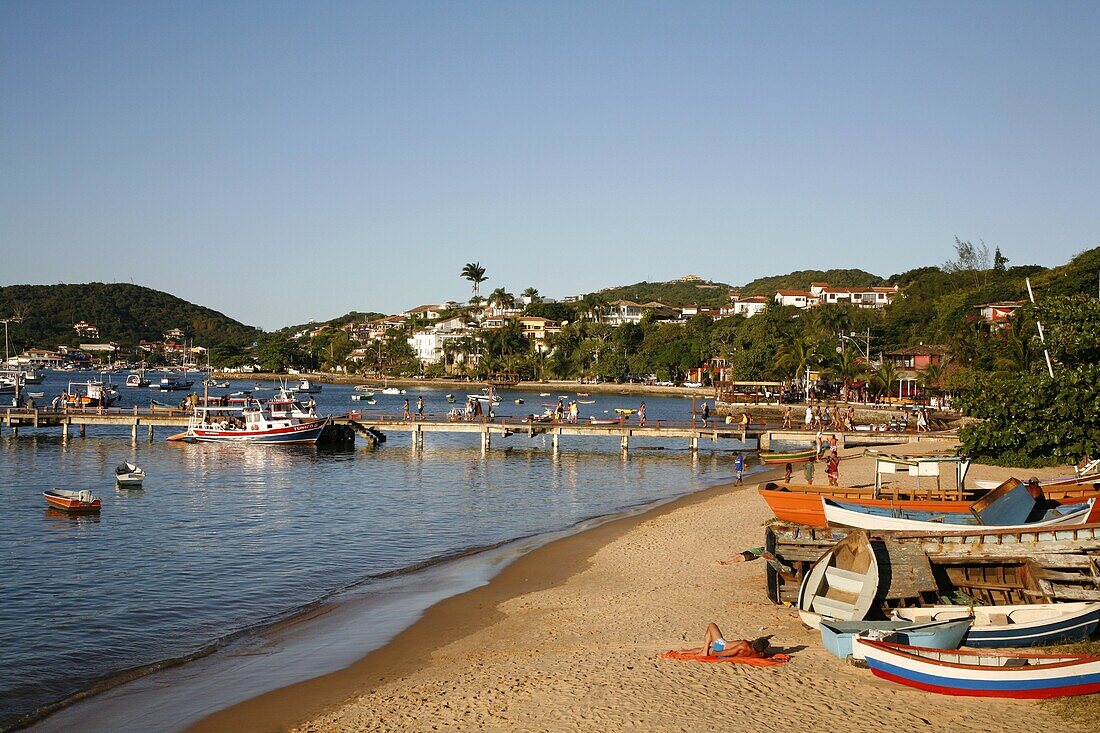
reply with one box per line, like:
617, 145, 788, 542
194, 441, 1090, 733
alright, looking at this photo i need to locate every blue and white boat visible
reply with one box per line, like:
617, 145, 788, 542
820, 619, 972, 660
153, 374, 195, 391
891, 603, 1100, 648
856, 639, 1100, 699
821, 497, 1094, 532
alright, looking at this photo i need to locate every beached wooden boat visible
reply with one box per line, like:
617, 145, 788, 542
857, 639, 1100, 698
114, 462, 145, 487
43, 489, 101, 512
759, 449, 816, 465
759, 481, 1100, 528
797, 530, 878, 629
765, 522, 1100, 610
891, 602, 1100, 648
820, 618, 972, 660
821, 497, 1094, 532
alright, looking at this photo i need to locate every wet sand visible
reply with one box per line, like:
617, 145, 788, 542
189, 441, 1090, 733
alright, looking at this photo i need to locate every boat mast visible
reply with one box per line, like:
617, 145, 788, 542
1026, 277, 1055, 379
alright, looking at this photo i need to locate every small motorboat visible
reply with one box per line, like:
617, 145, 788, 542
354, 385, 375, 395
382, 387, 404, 395
351, 394, 371, 401
446, 394, 456, 403
44, 489, 101, 513
857, 639, 1100, 698
293, 379, 322, 394
539, 392, 551, 397
115, 462, 146, 487
27, 391, 45, 399
125, 372, 150, 388
514, 398, 524, 405
821, 497, 1094, 532
579, 400, 595, 404
613, 408, 636, 415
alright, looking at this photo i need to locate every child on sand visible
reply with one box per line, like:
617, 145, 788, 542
804, 457, 815, 485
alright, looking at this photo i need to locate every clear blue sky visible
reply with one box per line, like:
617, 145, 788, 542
3, 2, 1098, 330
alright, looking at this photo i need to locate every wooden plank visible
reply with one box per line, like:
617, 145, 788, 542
1051, 587, 1100, 601
1034, 568, 1099, 583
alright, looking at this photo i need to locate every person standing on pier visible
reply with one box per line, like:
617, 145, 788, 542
416, 395, 424, 419
638, 401, 647, 426
403, 398, 411, 421
701, 402, 710, 427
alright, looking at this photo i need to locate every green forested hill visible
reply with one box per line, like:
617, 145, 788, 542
596, 279, 732, 306
739, 268, 887, 295
0, 283, 259, 352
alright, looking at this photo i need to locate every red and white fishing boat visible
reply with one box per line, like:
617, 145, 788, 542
178, 399, 328, 445
44, 489, 102, 512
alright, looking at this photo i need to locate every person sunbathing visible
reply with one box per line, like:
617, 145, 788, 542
680, 623, 770, 658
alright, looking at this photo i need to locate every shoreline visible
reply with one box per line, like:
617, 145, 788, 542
189, 440, 1090, 733
185, 468, 780, 733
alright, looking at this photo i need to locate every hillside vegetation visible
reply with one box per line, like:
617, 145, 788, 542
0, 283, 259, 352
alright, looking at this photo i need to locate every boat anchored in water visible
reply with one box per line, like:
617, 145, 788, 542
115, 462, 146, 487
43, 489, 101, 513
173, 398, 328, 444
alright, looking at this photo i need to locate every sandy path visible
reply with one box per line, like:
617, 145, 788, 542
280, 441, 1088, 733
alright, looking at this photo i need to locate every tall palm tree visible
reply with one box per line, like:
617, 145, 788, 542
521, 287, 541, 304
461, 262, 488, 301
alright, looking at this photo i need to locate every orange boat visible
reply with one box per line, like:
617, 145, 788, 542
758, 481, 1100, 528
43, 489, 102, 513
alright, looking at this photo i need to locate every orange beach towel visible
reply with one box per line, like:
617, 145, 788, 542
661, 650, 790, 666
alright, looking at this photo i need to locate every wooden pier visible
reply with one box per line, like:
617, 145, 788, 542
0, 406, 956, 452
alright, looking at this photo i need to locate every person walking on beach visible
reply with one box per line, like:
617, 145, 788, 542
782, 406, 791, 429
639, 401, 646, 427
815, 430, 824, 457
826, 452, 840, 486
402, 398, 411, 420
829, 434, 839, 455
416, 395, 424, 419
804, 404, 812, 430
804, 457, 815, 485
734, 453, 745, 485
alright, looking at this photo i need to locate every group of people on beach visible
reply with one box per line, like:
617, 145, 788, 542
794, 403, 855, 432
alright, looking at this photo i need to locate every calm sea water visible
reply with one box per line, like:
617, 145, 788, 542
0, 374, 747, 730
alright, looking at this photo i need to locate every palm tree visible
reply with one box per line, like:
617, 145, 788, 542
522, 287, 541, 304
871, 360, 899, 400
488, 287, 516, 312
827, 348, 868, 402
994, 317, 1036, 375
461, 262, 488, 301
581, 293, 608, 323
776, 337, 816, 384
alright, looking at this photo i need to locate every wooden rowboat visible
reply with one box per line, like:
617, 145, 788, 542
857, 639, 1100, 698
820, 618, 972, 660
891, 602, 1100, 648
43, 489, 101, 513
766, 522, 1100, 611
759, 480, 1100, 528
759, 449, 816, 465
797, 530, 878, 629
821, 497, 1094, 532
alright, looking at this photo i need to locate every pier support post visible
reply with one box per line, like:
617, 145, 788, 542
620, 434, 629, 452
62, 422, 69, 439
414, 426, 424, 450
551, 433, 559, 451
11, 426, 17, 437
79, 424, 86, 438
131, 422, 138, 444
759, 431, 771, 451
481, 429, 491, 451
689, 436, 699, 452
148, 424, 155, 442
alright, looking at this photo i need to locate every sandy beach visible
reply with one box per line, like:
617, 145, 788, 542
189, 441, 1091, 733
